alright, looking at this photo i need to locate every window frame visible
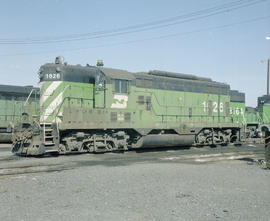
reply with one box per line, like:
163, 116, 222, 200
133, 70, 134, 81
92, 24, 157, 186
114, 79, 129, 94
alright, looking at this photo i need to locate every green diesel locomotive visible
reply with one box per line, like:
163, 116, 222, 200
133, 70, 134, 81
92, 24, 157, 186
241, 96, 270, 139
0, 84, 39, 142
12, 57, 244, 155
256, 95, 270, 134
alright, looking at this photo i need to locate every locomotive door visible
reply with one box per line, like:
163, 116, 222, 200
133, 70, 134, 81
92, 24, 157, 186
94, 72, 105, 108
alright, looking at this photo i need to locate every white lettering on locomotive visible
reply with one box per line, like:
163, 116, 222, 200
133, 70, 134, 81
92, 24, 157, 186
202, 101, 224, 113
45, 73, 61, 79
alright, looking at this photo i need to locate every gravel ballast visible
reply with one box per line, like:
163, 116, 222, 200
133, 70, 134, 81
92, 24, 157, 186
0, 152, 269, 221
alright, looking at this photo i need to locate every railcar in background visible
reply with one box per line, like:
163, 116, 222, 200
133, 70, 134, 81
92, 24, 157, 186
241, 96, 270, 139
256, 95, 270, 135
245, 107, 261, 138
0, 84, 39, 142
229, 90, 270, 139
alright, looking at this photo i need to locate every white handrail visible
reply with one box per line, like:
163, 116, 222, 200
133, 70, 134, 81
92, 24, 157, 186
24, 89, 35, 106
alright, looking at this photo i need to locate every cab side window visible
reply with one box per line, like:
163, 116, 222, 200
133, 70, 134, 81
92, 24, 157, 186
114, 79, 128, 93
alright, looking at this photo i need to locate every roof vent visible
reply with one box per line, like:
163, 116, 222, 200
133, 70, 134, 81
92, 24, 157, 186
96, 60, 104, 67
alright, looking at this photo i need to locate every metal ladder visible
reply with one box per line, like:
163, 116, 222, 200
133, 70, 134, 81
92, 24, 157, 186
41, 123, 55, 146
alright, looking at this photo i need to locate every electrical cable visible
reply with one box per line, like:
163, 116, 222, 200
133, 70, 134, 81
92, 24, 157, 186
0, 15, 269, 56
0, 0, 268, 44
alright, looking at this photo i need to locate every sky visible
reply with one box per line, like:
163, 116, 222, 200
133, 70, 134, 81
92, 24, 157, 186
0, 0, 269, 107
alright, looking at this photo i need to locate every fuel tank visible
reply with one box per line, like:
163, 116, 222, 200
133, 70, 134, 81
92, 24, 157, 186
133, 134, 195, 148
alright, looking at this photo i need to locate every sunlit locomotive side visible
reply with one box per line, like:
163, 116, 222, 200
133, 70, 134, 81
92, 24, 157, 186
12, 57, 244, 155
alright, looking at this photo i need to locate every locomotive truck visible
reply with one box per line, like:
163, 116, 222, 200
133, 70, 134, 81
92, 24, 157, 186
12, 57, 245, 156
0, 84, 39, 142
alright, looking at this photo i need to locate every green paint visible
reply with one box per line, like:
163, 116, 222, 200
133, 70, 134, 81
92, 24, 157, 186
40, 81, 94, 123
230, 101, 245, 124
0, 95, 39, 140
40, 80, 239, 131
258, 104, 270, 123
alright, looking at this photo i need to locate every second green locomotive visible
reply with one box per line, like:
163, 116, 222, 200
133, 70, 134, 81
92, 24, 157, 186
0, 84, 39, 142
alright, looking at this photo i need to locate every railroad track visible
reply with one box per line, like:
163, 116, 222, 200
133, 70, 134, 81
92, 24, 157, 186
0, 144, 265, 177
